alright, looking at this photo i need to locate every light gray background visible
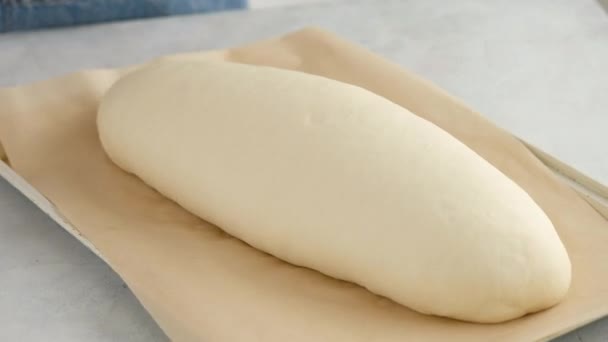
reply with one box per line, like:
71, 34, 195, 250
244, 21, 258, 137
0, 0, 606, 340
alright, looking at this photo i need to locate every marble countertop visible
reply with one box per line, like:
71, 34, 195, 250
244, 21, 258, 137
1, 0, 607, 340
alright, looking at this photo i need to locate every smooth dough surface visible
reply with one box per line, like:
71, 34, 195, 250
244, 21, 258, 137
98, 60, 571, 323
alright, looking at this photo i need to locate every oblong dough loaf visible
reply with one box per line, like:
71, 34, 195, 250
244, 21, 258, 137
98, 60, 571, 323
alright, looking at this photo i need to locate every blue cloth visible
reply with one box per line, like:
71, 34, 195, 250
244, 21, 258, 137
0, 0, 247, 33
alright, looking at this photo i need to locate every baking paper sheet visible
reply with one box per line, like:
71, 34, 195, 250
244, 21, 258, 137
1, 28, 607, 341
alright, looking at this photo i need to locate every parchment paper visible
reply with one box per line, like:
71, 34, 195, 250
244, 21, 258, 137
1, 28, 607, 341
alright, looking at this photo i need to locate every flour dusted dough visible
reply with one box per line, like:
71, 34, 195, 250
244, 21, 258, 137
98, 60, 571, 323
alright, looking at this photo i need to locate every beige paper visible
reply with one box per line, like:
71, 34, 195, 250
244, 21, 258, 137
1, 28, 607, 341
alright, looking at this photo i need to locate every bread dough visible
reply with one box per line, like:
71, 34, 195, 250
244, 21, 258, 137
97, 60, 571, 323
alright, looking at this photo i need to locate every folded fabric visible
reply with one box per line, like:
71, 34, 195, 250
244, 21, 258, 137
0, 0, 246, 32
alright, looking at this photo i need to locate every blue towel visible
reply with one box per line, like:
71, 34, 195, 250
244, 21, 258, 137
0, 0, 247, 33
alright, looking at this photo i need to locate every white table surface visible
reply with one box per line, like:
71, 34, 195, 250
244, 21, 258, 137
0, 0, 607, 340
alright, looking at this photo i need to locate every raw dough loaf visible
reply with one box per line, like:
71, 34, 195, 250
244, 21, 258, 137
98, 60, 571, 323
